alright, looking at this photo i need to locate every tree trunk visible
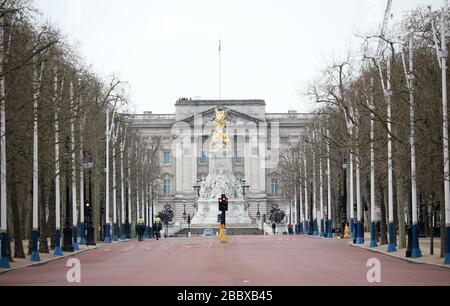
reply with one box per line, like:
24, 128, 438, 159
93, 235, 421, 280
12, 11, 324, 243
6, 232, 12, 262
378, 181, 388, 245
365, 179, 371, 233
27, 182, 33, 256
38, 172, 49, 254
10, 164, 25, 258
440, 191, 445, 258
430, 193, 435, 256
48, 178, 56, 250
396, 176, 406, 249
94, 162, 102, 241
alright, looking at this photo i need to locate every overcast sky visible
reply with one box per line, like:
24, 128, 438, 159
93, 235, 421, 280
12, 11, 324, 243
33, 0, 444, 114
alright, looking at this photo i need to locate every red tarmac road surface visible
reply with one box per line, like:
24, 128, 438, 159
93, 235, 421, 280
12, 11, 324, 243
0, 236, 449, 286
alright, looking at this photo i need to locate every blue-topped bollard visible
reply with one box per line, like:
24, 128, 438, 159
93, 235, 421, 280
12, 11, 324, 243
113, 223, 118, 241
79, 223, 86, 245
356, 221, 364, 244
121, 223, 126, 240
0, 232, 10, 269
73, 227, 79, 251
327, 220, 333, 239
30, 230, 40, 262
104, 224, 111, 243
350, 219, 355, 240
444, 226, 450, 264
313, 219, 319, 237
320, 219, 325, 238
370, 222, 378, 248
53, 229, 63, 256
387, 222, 397, 252
411, 223, 422, 258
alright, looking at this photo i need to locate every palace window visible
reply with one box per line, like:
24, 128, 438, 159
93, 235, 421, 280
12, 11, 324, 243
163, 179, 172, 196
199, 151, 207, 165
235, 151, 242, 164
163, 151, 171, 166
234, 135, 243, 164
271, 178, 279, 196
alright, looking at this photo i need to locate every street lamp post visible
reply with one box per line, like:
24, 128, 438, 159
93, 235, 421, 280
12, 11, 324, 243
84, 162, 95, 246
288, 197, 292, 225
182, 200, 187, 236
431, 6, 450, 265
79, 147, 86, 246
112, 133, 119, 242
347, 119, 355, 241
303, 146, 309, 236
367, 78, 378, 248
125, 135, 134, 239
326, 130, 333, 239
241, 178, 250, 215
193, 179, 202, 197
62, 138, 74, 253
400, 37, 420, 255
0, 8, 18, 270
69, 84, 80, 251
241, 179, 250, 198
188, 214, 191, 237
319, 147, 325, 238
386, 60, 396, 252
354, 107, 364, 245
312, 137, 318, 237
289, 199, 294, 235
104, 106, 116, 243
146, 186, 151, 239
298, 179, 304, 235
150, 187, 158, 239
52, 69, 63, 257
30, 58, 44, 262
341, 160, 348, 237
120, 131, 126, 241
256, 201, 262, 234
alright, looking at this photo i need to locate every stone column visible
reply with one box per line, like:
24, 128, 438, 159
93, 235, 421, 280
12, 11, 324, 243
175, 137, 183, 194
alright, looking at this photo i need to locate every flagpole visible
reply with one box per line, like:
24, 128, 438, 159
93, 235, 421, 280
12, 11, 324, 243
219, 40, 222, 101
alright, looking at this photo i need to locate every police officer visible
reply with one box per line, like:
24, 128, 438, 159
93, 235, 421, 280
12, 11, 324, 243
154, 217, 162, 240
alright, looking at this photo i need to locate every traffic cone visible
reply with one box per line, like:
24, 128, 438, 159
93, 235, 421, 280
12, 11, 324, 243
344, 224, 350, 239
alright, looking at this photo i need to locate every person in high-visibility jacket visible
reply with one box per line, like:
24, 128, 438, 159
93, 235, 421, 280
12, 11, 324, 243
136, 219, 145, 241
154, 217, 162, 240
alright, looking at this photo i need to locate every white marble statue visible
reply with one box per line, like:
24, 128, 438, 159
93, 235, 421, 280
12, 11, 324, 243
191, 132, 251, 225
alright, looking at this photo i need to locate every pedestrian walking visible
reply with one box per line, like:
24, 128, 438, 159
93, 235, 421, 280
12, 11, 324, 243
136, 219, 145, 241
155, 216, 162, 240
288, 223, 294, 235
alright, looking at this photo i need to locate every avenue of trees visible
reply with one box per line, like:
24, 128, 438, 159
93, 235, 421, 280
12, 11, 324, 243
0, 0, 161, 264
280, 4, 449, 259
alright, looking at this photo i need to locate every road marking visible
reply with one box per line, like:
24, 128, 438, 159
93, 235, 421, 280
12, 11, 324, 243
104, 249, 110, 252
243, 280, 250, 284
208, 242, 212, 249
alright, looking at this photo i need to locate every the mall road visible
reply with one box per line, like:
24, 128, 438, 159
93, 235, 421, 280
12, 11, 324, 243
0, 235, 449, 286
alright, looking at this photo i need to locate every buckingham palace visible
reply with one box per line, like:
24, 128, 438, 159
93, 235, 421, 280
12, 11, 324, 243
130, 99, 313, 228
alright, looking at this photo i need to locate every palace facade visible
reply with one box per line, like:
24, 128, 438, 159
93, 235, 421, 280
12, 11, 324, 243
130, 99, 313, 225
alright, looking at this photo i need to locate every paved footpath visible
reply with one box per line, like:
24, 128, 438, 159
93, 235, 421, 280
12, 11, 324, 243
0, 236, 449, 286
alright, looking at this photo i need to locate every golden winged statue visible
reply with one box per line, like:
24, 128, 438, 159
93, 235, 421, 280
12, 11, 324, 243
212, 107, 230, 146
